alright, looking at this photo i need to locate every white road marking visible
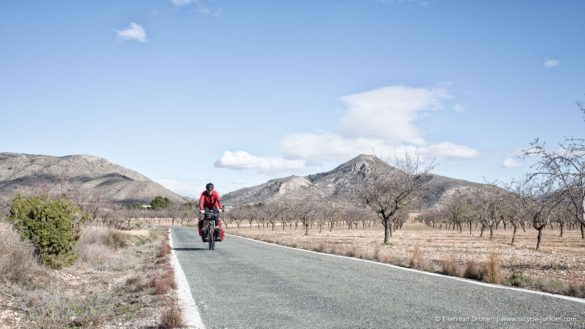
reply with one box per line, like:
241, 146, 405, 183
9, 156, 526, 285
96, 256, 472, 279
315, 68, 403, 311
229, 234, 585, 305
169, 228, 207, 329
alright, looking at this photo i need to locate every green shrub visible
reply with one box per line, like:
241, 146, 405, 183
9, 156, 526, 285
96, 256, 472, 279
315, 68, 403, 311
7, 194, 87, 269
150, 196, 173, 210
504, 271, 532, 287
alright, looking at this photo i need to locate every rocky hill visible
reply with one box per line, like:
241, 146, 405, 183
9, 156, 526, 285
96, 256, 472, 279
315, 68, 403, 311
0, 153, 187, 205
223, 154, 484, 208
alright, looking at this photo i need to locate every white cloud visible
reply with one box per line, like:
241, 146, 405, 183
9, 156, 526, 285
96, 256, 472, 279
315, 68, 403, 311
171, 0, 195, 6
281, 133, 389, 164
217, 84, 479, 174
544, 58, 560, 68
117, 22, 146, 43
502, 158, 523, 169
423, 142, 479, 159
281, 133, 478, 163
338, 85, 449, 145
170, 0, 218, 15
215, 151, 306, 173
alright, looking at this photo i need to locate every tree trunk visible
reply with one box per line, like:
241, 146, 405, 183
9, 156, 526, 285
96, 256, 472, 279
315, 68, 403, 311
536, 228, 543, 250
489, 226, 494, 240
511, 225, 517, 246
383, 219, 393, 244
272, 222, 275, 231
304, 223, 309, 236
480, 226, 485, 238
581, 222, 585, 239
559, 222, 564, 237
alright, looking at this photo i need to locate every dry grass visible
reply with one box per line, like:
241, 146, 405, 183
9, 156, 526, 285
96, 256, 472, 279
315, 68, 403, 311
484, 250, 503, 284
159, 232, 171, 258
0, 226, 41, 284
409, 245, 423, 269
158, 304, 184, 329
463, 260, 484, 280
229, 220, 585, 297
0, 224, 180, 328
440, 255, 461, 277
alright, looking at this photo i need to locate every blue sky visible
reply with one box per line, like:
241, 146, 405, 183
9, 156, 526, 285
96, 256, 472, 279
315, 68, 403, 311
1, 0, 584, 197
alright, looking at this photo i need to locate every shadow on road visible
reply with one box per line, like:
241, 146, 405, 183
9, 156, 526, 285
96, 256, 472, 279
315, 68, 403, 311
172, 247, 207, 251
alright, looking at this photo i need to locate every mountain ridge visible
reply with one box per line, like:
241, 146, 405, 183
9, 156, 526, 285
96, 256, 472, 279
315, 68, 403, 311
0, 152, 187, 205
223, 154, 484, 208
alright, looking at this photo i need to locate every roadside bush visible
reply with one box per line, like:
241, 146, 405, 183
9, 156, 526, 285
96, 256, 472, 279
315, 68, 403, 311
440, 255, 461, 277
463, 260, 484, 280
409, 246, 423, 269
150, 196, 173, 210
503, 259, 531, 288
159, 304, 184, 329
7, 194, 87, 269
484, 250, 503, 284
504, 271, 532, 288
0, 226, 40, 283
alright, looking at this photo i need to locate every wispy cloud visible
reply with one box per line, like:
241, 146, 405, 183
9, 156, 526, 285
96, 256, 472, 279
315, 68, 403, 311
217, 84, 479, 173
454, 103, 465, 113
170, 0, 219, 15
171, 0, 195, 7
338, 85, 449, 145
544, 57, 560, 68
215, 151, 306, 173
502, 158, 523, 169
116, 22, 146, 43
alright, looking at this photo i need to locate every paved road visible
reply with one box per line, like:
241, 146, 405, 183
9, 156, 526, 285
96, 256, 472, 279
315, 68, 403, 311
171, 226, 585, 329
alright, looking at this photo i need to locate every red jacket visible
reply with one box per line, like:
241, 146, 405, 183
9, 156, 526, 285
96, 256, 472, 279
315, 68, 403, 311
199, 190, 223, 210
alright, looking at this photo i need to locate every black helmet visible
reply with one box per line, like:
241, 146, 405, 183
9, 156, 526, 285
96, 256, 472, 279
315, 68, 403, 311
205, 183, 214, 191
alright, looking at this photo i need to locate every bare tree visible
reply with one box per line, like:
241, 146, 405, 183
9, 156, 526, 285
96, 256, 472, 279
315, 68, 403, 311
524, 103, 585, 239
225, 205, 247, 229
517, 176, 564, 250
445, 189, 469, 233
502, 180, 530, 245
475, 186, 506, 241
289, 200, 316, 236
360, 155, 433, 244
550, 203, 572, 238
263, 202, 283, 231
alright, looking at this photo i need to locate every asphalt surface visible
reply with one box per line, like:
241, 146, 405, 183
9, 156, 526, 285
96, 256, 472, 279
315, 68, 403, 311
171, 226, 585, 329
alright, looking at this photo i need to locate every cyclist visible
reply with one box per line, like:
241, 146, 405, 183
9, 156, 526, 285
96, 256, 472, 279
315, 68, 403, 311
198, 183, 225, 242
